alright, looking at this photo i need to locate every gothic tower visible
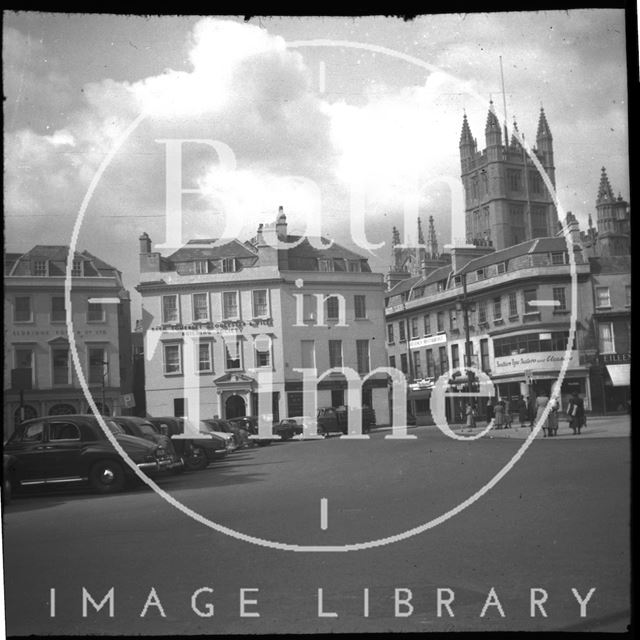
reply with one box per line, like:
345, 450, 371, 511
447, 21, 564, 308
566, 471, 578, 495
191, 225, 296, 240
459, 104, 558, 250
595, 167, 630, 256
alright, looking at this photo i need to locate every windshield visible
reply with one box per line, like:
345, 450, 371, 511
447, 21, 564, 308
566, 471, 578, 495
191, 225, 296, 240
199, 421, 219, 434
105, 420, 125, 435
139, 424, 157, 437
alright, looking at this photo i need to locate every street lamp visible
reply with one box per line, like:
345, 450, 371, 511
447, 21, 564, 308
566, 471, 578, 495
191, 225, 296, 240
455, 273, 475, 392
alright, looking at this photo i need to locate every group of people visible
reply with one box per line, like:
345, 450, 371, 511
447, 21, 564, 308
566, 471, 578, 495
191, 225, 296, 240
464, 392, 586, 436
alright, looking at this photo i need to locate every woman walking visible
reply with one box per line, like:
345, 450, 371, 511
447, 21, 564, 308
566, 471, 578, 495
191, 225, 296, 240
547, 396, 559, 436
567, 392, 585, 435
465, 402, 476, 428
535, 393, 550, 436
493, 399, 505, 429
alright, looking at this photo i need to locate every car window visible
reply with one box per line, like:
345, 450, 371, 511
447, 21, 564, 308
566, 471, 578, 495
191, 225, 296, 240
16, 422, 45, 443
104, 420, 125, 435
49, 422, 80, 441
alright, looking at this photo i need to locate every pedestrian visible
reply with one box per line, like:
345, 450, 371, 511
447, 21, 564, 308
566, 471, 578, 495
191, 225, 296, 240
535, 393, 550, 436
527, 395, 536, 430
465, 402, 476, 428
494, 398, 505, 429
486, 398, 494, 422
548, 396, 559, 437
504, 397, 512, 428
567, 392, 585, 435
518, 395, 528, 425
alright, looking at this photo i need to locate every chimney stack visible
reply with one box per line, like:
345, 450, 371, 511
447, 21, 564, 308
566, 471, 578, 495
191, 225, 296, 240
276, 206, 287, 241
139, 232, 151, 254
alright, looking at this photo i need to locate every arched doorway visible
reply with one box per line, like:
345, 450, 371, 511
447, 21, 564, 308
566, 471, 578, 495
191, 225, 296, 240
14, 405, 37, 426
225, 395, 246, 419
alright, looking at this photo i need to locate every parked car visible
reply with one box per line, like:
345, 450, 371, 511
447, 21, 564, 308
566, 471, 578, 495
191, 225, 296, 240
273, 418, 304, 441
147, 417, 233, 471
288, 416, 322, 438
110, 416, 183, 473
227, 416, 278, 446
3, 415, 172, 494
201, 419, 241, 450
317, 405, 376, 435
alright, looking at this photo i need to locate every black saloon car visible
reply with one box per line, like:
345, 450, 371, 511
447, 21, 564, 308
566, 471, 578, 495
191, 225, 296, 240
4, 415, 172, 494
147, 417, 232, 471
110, 416, 183, 473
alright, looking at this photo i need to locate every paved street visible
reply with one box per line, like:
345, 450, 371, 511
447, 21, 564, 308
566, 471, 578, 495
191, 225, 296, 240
2, 420, 630, 635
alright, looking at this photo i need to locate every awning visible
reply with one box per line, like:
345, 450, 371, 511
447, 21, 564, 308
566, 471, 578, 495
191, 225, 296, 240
606, 364, 630, 387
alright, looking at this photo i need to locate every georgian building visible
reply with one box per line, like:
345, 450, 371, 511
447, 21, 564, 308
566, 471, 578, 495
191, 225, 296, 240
4, 246, 132, 437
137, 208, 390, 424
385, 236, 595, 423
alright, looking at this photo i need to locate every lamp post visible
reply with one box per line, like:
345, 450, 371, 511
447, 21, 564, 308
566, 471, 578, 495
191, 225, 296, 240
101, 360, 109, 415
456, 273, 475, 391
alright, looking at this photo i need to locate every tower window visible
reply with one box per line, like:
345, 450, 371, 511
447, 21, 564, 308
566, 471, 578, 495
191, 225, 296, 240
507, 170, 522, 191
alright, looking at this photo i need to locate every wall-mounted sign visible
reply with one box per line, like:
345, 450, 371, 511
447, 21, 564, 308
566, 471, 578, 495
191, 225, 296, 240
493, 350, 580, 376
150, 318, 274, 334
409, 333, 447, 350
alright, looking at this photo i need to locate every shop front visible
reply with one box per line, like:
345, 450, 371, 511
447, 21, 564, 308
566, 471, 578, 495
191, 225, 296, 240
492, 349, 591, 412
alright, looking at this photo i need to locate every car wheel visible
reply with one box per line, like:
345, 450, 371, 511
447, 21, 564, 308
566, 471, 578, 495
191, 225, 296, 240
89, 460, 126, 494
184, 447, 209, 471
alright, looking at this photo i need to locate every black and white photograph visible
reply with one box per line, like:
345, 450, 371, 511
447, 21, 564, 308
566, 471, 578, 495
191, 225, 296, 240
2, 9, 632, 635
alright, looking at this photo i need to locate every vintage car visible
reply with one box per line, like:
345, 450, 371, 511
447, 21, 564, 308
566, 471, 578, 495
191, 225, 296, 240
200, 419, 241, 450
3, 414, 172, 494
227, 416, 280, 446
273, 418, 305, 441
316, 405, 376, 435
147, 416, 233, 471
110, 416, 183, 473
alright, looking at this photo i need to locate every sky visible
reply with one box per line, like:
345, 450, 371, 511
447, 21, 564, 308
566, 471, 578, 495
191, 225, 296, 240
3, 11, 630, 322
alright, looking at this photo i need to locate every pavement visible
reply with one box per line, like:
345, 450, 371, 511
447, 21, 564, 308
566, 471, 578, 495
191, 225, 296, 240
370, 413, 631, 440
447, 413, 630, 439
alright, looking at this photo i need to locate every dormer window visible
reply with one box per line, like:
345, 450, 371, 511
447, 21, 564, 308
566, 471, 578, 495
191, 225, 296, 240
496, 262, 506, 274
71, 260, 83, 277
348, 260, 361, 272
551, 252, 567, 265
318, 259, 332, 272
222, 258, 238, 273
453, 276, 462, 287
194, 260, 210, 274
476, 268, 485, 280
34, 260, 48, 276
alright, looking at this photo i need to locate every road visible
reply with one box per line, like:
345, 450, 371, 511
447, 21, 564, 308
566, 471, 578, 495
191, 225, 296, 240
2, 424, 631, 634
